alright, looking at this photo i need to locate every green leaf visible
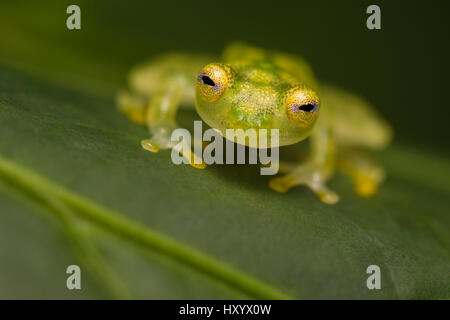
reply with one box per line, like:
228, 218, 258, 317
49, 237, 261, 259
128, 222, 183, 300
0, 63, 449, 299
0, 1, 449, 299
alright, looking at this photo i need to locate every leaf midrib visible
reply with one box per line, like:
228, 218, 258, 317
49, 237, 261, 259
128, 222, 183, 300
0, 154, 292, 300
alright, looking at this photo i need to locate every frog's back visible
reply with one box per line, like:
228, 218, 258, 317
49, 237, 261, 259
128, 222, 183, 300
222, 42, 319, 90
320, 84, 392, 149
222, 43, 392, 150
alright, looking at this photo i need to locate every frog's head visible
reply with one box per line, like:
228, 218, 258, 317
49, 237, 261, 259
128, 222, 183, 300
195, 62, 320, 148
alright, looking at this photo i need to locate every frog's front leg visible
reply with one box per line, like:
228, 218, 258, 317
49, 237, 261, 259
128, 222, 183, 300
141, 77, 206, 169
118, 72, 206, 169
269, 124, 339, 204
140, 76, 182, 152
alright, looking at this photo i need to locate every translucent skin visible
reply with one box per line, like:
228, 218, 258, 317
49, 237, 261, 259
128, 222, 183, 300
118, 42, 393, 204
196, 43, 321, 147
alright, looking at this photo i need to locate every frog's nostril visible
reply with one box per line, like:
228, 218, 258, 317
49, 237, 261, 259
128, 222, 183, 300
201, 76, 215, 86
298, 104, 317, 113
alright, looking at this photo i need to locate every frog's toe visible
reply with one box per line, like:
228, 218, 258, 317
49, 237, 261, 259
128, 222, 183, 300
339, 149, 385, 198
311, 185, 340, 204
141, 129, 177, 152
190, 162, 207, 169
172, 142, 207, 170
269, 164, 339, 204
269, 175, 339, 204
141, 137, 175, 153
268, 176, 296, 193
141, 138, 206, 169
141, 139, 162, 152
141, 130, 207, 169
353, 172, 382, 197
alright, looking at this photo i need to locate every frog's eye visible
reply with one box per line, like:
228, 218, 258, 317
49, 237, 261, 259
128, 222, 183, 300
196, 63, 234, 103
285, 84, 320, 128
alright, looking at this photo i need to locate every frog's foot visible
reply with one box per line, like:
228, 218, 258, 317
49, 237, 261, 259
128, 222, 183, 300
116, 90, 148, 125
339, 150, 385, 197
269, 162, 339, 204
141, 127, 206, 169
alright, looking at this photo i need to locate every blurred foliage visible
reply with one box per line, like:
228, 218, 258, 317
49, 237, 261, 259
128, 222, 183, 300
0, 0, 449, 299
1, 0, 449, 147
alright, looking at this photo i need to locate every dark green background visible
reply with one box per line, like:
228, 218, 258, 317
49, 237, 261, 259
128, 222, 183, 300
1, 0, 449, 149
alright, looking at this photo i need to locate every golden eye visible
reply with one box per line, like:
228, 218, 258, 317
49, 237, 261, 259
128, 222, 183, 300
285, 84, 320, 127
196, 63, 233, 103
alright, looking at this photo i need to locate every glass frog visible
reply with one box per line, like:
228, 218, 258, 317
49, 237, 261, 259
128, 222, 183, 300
117, 43, 392, 204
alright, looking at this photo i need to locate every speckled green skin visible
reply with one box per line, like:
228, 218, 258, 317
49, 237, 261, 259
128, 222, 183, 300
118, 42, 393, 204
196, 43, 321, 146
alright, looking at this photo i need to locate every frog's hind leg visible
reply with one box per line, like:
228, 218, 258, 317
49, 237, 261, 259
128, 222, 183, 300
117, 90, 148, 125
268, 124, 340, 204
339, 148, 385, 197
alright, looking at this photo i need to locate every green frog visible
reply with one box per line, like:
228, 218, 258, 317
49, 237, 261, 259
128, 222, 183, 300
117, 43, 392, 204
